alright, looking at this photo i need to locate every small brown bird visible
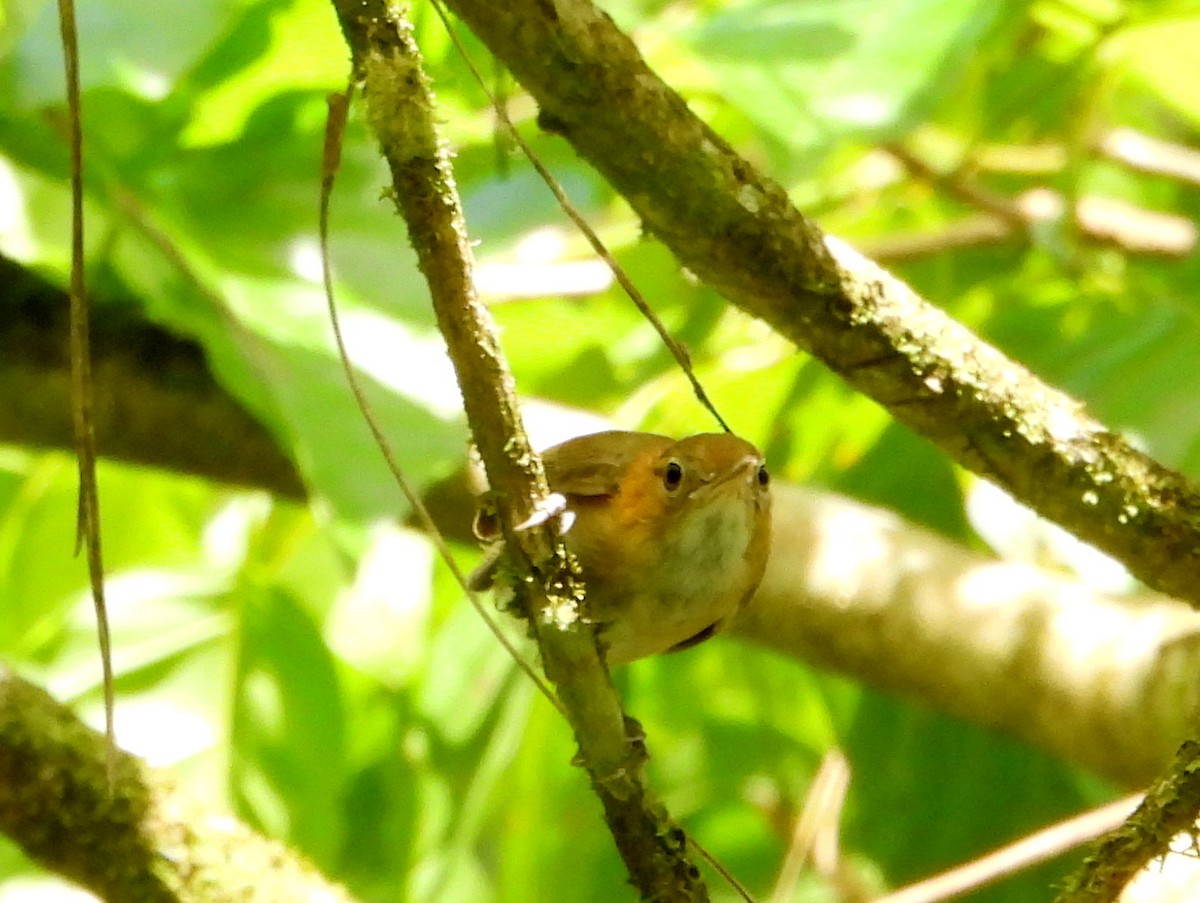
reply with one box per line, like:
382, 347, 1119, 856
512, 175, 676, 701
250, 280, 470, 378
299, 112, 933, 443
472, 430, 772, 665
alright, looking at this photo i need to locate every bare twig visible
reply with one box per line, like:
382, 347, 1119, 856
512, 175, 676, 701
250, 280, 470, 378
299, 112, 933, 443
429, 0, 731, 434
875, 794, 1141, 903
884, 143, 1027, 228
860, 215, 1015, 263
887, 144, 1196, 258
689, 838, 757, 903
1098, 128, 1200, 187
318, 82, 562, 713
55, 0, 115, 781
771, 750, 851, 903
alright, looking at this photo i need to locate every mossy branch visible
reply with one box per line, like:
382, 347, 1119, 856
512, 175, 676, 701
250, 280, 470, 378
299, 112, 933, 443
327, 2, 708, 898
0, 666, 357, 903
439, 0, 1200, 609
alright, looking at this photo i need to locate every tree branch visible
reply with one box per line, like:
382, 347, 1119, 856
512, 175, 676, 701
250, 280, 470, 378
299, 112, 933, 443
439, 0, 1200, 608
328, 2, 707, 897
884, 143, 1196, 258
0, 253, 304, 499
3, 258, 1194, 787
733, 485, 1200, 787
0, 665, 357, 903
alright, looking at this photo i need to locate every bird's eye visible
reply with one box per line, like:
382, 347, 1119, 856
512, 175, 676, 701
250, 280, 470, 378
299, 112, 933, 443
757, 464, 770, 487
663, 460, 684, 491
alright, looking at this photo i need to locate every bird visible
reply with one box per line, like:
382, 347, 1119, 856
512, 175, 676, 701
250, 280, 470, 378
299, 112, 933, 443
470, 430, 772, 666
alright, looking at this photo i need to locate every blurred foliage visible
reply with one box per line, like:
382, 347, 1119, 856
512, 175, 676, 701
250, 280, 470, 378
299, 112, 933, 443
1, 0, 1199, 900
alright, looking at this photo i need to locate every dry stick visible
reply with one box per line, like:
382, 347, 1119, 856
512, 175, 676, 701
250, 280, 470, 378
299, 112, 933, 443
1098, 128, 1200, 187
874, 794, 1142, 903
318, 85, 562, 716
55, 0, 115, 782
861, 215, 1017, 264
770, 750, 851, 903
884, 143, 1027, 228
328, 3, 709, 898
429, 0, 731, 435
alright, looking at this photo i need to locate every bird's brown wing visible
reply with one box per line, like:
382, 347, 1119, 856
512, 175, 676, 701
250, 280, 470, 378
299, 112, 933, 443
469, 432, 673, 590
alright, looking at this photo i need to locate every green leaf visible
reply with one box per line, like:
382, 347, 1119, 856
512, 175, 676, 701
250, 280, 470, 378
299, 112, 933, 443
683, 0, 1001, 154
232, 586, 347, 868
842, 688, 1101, 899
1116, 13, 1200, 128
4, 0, 247, 105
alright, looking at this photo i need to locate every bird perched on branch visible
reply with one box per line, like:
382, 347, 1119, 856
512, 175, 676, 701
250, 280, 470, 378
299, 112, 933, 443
471, 430, 772, 666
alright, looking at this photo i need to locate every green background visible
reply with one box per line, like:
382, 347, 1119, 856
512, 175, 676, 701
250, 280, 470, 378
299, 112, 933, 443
2, 0, 1199, 899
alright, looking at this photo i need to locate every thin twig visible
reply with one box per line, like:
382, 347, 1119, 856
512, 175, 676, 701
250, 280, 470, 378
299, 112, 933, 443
874, 794, 1142, 903
771, 750, 851, 903
884, 142, 1027, 228
1098, 129, 1200, 187
56, 0, 115, 783
430, 0, 731, 435
886, 144, 1195, 258
318, 82, 563, 715
689, 837, 758, 903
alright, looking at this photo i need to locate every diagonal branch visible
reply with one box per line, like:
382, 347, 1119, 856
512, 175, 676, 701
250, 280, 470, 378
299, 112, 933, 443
440, 0, 1200, 608
0, 665, 358, 903
0, 253, 305, 498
